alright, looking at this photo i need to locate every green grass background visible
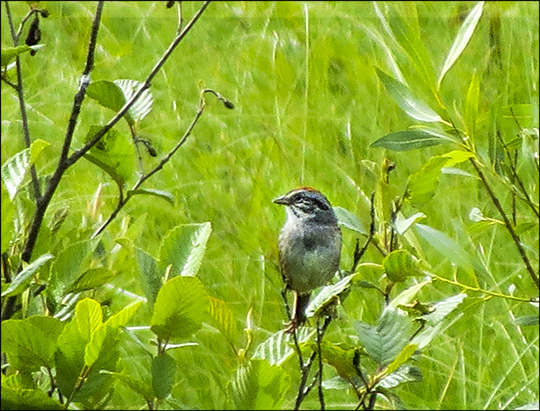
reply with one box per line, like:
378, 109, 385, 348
2, 1, 538, 409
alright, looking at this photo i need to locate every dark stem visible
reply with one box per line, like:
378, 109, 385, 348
469, 157, 539, 288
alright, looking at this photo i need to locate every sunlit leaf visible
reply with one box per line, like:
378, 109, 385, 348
407, 150, 474, 206
376, 69, 442, 123
438, 2, 484, 88
150, 276, 209, 340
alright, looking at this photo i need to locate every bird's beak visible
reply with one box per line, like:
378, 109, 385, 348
273, 195, 290, 205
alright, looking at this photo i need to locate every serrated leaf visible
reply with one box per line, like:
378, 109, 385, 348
66, 267, 115, 294
415, 224, 474, 274
354, 307, 414, 365
1, 253, 54, 297
150, 276, 209, 341
334, 206, 366, 234
1, 139, 50, 200
152, 354, 177, 399
376, 68, 441, 123
127, 188, 175, 205
252, 328, 316, 366
159, 222, 212, 278
371, 130, 451, 152
438, 2, 484, 88
305, 273, 359, 318
407, 150, 474, 205
114, 79, 153, 124
135, 248, 162, 306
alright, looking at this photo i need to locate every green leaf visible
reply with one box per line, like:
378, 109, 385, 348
228, 360, 290, 410
83, 125, 135, 186
465, 71, 480, 138
1, 44, 44, 66
334, 206, 366, 234
55, 319, 88, 398
354, 307, 414, 366
252, 327, 316, 366
407, 150, 474, 205
152, 353, 177, 399
127, 188, 175, 205
159, 222, 212, 278
50, 239, 93, 298
75, 298, 103, 341
0, 386, 63, 410
412, 293, 467, 349
135, 248, 162, 306
86, 80, 129, 120
1, 253, 54, 297
1, 316, 63, 371
114, 79, 154, 124
66, 267, 115, 294
1, 184, 15, 254
437, 2, 484, 88
208, 296, 237, 342
1, 139, 50, 200
385, 4, 436, 89
513, 315, 539, 327
378, 365, 423, 389
384, 344, 417, 376
383, 250, 421, 283
104, 301, 143, 329
376, 68, 442, 123
394, 211, 426, 235
415, 224, 474, 275
389, 280, 432, 309
84, 322, 118, 368
150, 276, 209, 341
305, 273, 359, 318
100, 371, 153, 401
371, 129, 451, 152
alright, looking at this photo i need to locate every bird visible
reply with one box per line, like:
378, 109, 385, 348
273, 187, 342, 332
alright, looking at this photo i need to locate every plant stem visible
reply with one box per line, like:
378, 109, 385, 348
468, 157, 539, 289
